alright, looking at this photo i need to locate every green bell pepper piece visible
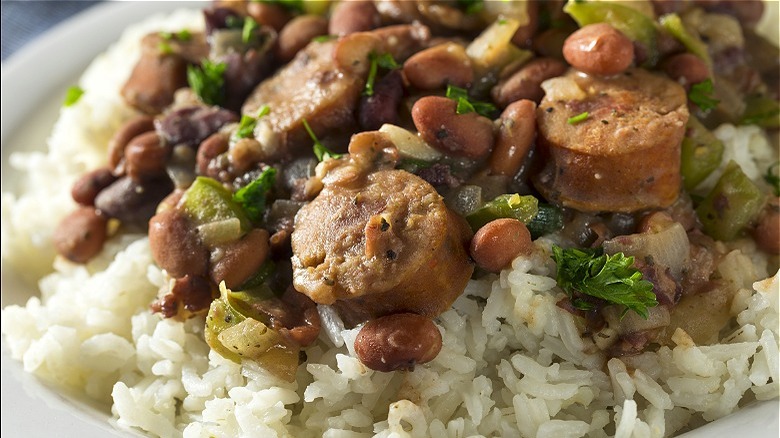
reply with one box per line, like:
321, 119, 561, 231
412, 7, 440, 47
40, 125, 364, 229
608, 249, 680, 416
695, 161, 764, 240
659, 13, 713, 75
680, 117, 724, 191
181, 176, 251, 230
466, 193, 539, 231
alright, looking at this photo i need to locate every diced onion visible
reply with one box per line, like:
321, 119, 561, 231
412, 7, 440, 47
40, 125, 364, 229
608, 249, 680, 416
379, 124, 442, 161
197, 217, 243, 246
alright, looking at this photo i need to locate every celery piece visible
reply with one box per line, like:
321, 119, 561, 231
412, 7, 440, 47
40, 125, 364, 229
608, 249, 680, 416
695, 161, 764, 240
466, 193, 539, 231
680, 117, 724, 191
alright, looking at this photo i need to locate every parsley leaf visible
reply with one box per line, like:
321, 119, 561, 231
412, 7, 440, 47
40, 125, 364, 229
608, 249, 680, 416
302, 119, 342, 161
232, 167, 277, 224
551, 245, 658, 319
312, 35, 337, 43
63, 86, 84, 107
456, 0, 483, 14
688, 79, 719, 112
233, 105, 270, 141
567, 112, 589, 125
765, 161, 780, 196
445, 85, 497, 118
187, 60, 226, 106
364, 52, 400, 97
242, 17, 259, 44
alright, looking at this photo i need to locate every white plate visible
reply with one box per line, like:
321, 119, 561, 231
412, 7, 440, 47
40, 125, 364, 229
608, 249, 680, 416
0, 2, 778, 437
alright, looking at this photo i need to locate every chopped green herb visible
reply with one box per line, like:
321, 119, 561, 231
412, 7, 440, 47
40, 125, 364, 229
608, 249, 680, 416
253, 0, 304, 13
256, 104, 271, 118
187, 60, 226, 106
551, 245, 658, 319
445, 85, 497, 118
312, 35, 338, 43
364, 52, 400, 97
158, 41, 173, 55
764, 162, 780, 196
63, 86, 84, 107
160, 29, 192, 41
235, 115, 258, 140
567, 112, 589, 125
466, 193, 539, 231
456, 0, 483, 14
242, 17, 259, 44
233, 167, 277, 224
688, 79, 720, 112
740, 94, 780, 129
497, 18, 508, 25
302, 119, 342, 161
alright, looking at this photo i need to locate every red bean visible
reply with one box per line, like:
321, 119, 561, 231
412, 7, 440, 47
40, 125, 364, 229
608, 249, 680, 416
277, 15, 329, 63
124, 132, 171, 181
752, 197, 780, 254
107, 115, 155, 171
354, 313, 442, 372
148, 208, 209, 278
53, 206, 108, 263
488, 99, 537, 177
491, 58, 567, 107
197, 132, 230, 178
246, 1, 291, 32
411, 96, 495, 160
329, 0, 380, 36
563, 23, 634, 76
403, 42, 473, 90
209, 228, 270, 289
469, 218, 533, 273
662, 53, 710, 88
71, 167, 118, 206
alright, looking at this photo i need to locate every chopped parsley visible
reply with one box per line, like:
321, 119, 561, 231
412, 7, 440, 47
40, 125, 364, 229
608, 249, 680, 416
364, 52, 399, 97
551, 245, 658, 319
302, 119, 342, 161
765, 162, 780, 196
232, 167, 277, 224
456, 0, 483, 14
63, 86, 84, 107
445, 85, 497, 118
567, 112, 589, 125
242, 17, 259, 44
160, 29, 192, 41
312, 35, 338, 43
233, 105, 270, 141
688, 79, 720, 112
158, 41, 173, 55
187, 60, 226, 106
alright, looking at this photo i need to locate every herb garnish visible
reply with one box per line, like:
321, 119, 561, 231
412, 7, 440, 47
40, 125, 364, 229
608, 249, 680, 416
254, 0, 305, 13
765, 161, 780, 196
445, 85, 497, 118
688, 79, 719, 112
242, 17, 259, 43
456, 0, 483, 14
187, 60, 226, 106
364, 52, 399, 97
302, 119, 342, 161
551, 245, 657, 319
312, 35, 338, 43
63, 86, 84, 107
232, 167, 277, 224
233, 105, 270, 141
567, 112, 589, 125
160, 29, 192, 41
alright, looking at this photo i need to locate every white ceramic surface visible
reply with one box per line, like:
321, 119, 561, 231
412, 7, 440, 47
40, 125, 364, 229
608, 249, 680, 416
1, 2, 777, 437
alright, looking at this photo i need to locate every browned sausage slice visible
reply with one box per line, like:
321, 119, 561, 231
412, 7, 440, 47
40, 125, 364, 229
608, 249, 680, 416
532, 68, 689, 212
291, 169, 473, 319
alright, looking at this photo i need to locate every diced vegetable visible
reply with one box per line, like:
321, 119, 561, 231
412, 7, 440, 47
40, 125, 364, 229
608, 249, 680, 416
182, 177, 251, 230
187, 60, 226, 106
364, 52, 399, 97
740, 94, 780, 129
764, 162, 780, 196
680, 117, 724, 191
303, 119, 342, 161
233, 167, 277, 224
446, 85, 497, 118
63, 86, 84, 107
466, 18, 533, 80
696, 161, 764, 240
379, 124, 442, 161
687, 79, 719, 112
526, 204, 564, 239
466, 193, 538, 231
564, 0, 658, 66
659, 13, 713, 74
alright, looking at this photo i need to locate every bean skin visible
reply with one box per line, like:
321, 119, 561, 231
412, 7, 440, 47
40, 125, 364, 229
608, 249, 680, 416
491, 58, 567, 107
209, 228, 270, 289
197, 132, 230, 178
277, 15, 329, 63
511, 0, 538, 48
332, 32, 383, 75
563, 23, 634, 76
469, 218, 533, 273
411, 96, 494, 160
124, 131, 171, 181
354, 313, 442, 372
71, 167, 118, 206
403, 42, 473, 90
95, 175, 174, 229
246, 1, 291, 32
488, 99, 536, 177
662, 53, 710, 88
107, 115, 155, 171
53, 206, 108, 264
752, 197, 780, 254
148, 208, 209, 278
329, 0, 380, 36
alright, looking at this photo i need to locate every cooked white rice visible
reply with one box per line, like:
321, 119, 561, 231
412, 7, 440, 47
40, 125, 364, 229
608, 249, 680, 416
2, 9, 778, 438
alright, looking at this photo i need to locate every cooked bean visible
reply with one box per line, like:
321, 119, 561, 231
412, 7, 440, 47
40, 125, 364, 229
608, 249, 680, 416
359, 70, 404, 130
488, 99, 536, 177
277, 15, 329, 63
95, 175, 174, 228
329, 0, 380, 36
491, 58, 567, 107
354, 313, 442, 372
532, 28, 569, 61
511, 0, 538, 48
563, 23, 634, 76
172, 275, 214, 314
155, 106, 238, 147
197, 132, 230, 177
53, 206, 108, 263
403, 42, 473, 90
469, 218, 533, 273
662, 53, 710, 88
210, 228, 271, 289
148, 208, 208, 278
107, 115, 155, 170
751, 197, 780, 254
71, 167, 117, 206
333, 32, 383, 75
125, 132, 171, 181
411, 96, 494, 160
246, 1, 291, 32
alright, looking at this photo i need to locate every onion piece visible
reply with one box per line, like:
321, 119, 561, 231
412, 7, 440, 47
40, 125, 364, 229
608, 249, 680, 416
379, 124, 441, 161
603, 221, 690, 278
197, 217, 243, 247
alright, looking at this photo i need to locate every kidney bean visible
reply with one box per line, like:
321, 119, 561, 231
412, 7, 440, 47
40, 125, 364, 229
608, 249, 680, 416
333, 32, 383, 75
71, 167, 118, 206
246, 1, 291, 32
210, 228, 270, 289
511, 0, 539, 48
469, 218, 533, 273
197, 132, 230, 177
148, 208, 209, 278
172, 275, 215, 314
532, 28, 569, 61
563, 23, 634, 76
95, 175, 174, 229
53, 206, 108, 263
359, 69, 404, 130
124, 132, 171, 181
277, 15, 329, 63
488, 99, 536, 177
329, 0, 380, 36
107, 115, 155, 171
662, 53, 710, 88
354, 313, 442, 372
403, 42, 473, 90
491, 58, 567, 107
751, 197, 780, 254
411, 96, 494, 160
